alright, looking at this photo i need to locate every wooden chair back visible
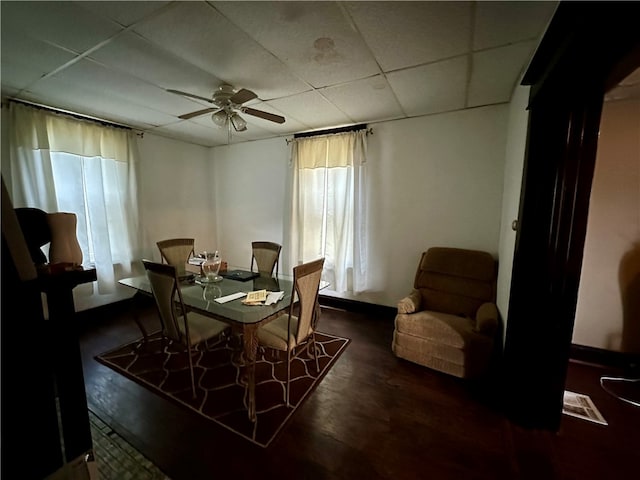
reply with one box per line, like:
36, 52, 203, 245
157, 238, 195, 275
251, 241, 282, 276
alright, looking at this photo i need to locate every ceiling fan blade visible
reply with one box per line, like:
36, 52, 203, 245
167, 89, 213, 103
178, 107, 218, 120
243, 107, 286, 124
230, 88, 257, 105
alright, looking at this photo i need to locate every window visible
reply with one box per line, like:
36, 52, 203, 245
8, 101, 141, 295
289, 129, 369, 293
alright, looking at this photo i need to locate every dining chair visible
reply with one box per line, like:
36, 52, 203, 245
250, 241, 282, 277
255, 257, 325, 407
156, 238, 195, 276
142, 260, 230, 398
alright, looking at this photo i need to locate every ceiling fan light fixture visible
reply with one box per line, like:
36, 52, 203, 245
174, 84, 284, 129
230, 112, 247, 132
211, 110, 228, 127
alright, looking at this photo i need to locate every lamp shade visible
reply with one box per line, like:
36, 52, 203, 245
230, 113, 247, 132
211, 110, 228, 127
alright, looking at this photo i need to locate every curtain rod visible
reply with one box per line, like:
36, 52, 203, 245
6, 98, 139, 133
286, 125, 372, 145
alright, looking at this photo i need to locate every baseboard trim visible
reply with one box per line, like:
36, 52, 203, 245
319, 295, 396, 318
570, 344, 640, 371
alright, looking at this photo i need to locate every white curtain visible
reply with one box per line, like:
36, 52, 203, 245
8, 102, 142, 294
290, 130, 368, 293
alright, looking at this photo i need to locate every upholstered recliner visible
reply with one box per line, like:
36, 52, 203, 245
392, 247, 499, 379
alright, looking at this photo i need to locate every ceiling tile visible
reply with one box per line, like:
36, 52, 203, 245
1, 1, 122, 53
347, 1, 473, 71
474, 1, 558, 50
1, 61, 47, 95
27, 68, 177, 129
213, 1, 381, 88
20, 81, 167, 131
605, 67, 640, 102
605, 84, 640, 102
1, 25, 77, 76
320, 75, 405, 123
75, 1, 171, 27
88, 32, 224, 100
1, 27, 76, 90
468, 41, 537, 107
267, 91, 353, 130
1, 85, 20, 98
148, 121, 226, 148
132, 1, 310, 100
0, 1, 554, 148
620, 67, 640, 87
242, 103, 308, 135
387, 57, 468, 117
46, 58, 197, 118
251, 116, 308, 135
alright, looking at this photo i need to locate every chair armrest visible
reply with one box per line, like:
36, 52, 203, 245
397, 289, 422, 314
474, 302, 498, 334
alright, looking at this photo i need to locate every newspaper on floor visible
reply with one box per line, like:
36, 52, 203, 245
562, 390, 608, 425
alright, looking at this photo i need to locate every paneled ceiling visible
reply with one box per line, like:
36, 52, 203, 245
1, 1, 557, 147
605, 67, 640, 102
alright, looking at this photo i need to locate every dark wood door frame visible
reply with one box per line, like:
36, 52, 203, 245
502, 2, 640, 430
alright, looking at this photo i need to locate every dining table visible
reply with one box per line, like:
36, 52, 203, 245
119, 269, 297, 422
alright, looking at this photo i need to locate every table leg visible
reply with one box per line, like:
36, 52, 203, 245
243, 324, 259, 422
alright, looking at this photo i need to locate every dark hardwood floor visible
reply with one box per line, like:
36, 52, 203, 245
77, 298, 639, 480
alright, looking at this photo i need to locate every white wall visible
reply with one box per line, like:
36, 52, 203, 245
211, 105, 508, 307
137, 133, 214, 259
211, 137, 289, 270
574, 98, 640, 353
363, 106, 508, 306
496, 85, 531, 341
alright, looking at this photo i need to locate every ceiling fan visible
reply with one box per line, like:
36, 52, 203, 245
168, 84, 285, 139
